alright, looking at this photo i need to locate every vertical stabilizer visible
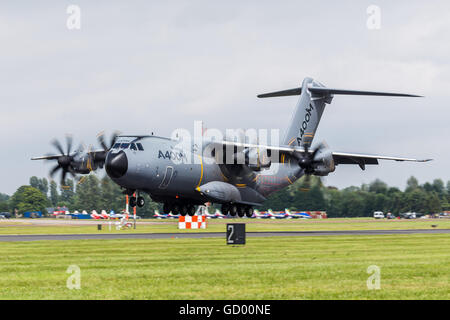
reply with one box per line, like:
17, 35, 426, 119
282, 78, 330, 147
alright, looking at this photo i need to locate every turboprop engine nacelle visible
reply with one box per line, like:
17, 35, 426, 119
245, 148, 271, 171
312, 148, 335, 176
70, 152, 101, 174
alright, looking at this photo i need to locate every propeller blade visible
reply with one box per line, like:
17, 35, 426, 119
110, 131, 119, 148
66, 135, 73, 155
61, 170, 67, 186
97, 131, 108, 151
49, 164, 61, 178
52, 139, 65, 155
98, 131, 120, 151
67, 166, 77, 178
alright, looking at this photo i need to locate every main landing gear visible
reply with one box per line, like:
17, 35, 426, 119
221, 204, 253, 218
163, 202, 196, 216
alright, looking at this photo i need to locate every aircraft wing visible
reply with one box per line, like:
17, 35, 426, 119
331, 151, 432, 170
31, 154, 65, 160
31, 149, 106, 161
204, 140, 432, 168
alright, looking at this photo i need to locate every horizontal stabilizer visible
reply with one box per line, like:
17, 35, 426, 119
257, 86, 422, 98
257, 87, 302, 98
309, 87, 422, 97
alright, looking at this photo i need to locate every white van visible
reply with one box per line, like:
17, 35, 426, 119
373, 211, 384, 219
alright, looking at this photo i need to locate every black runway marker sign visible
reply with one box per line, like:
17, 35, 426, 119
226, 223, 245, 245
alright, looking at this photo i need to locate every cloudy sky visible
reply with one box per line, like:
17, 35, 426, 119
1, 1, 449, 195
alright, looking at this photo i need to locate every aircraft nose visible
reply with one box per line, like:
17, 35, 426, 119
105, 151, 128, 178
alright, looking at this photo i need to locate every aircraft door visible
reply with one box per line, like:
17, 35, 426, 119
159, 166, 174, 189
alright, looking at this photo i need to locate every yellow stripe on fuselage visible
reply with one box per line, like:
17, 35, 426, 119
196, 155, 204, 188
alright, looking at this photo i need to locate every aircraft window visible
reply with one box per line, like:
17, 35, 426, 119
112, 143, 121, 149
120, 143, 130, 149
137, 143, 144, 151
130, 143, 137, 151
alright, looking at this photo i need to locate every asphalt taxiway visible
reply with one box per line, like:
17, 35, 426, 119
0, 229, 449, 242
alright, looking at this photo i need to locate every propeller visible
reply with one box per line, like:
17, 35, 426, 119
97, 131, 120, 152
294, 142, 327, 191
95, 131, 120, 165
48, 135, 77, 186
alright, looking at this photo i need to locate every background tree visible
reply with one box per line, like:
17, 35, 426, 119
49, 180, 59, 206
73, 175, 103, 211
29, 176, 49, 197
9, 186, 49, 215
405, 176, 419, 193
369, 179, 388, 194
59, 179, 75, 208
0, 192, 9, 212
100, 176, 125, 212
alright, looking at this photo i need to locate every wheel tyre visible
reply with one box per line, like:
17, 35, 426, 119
188, 205, 196, 216
237, 206, 245, 218
181, 205, 189, 216
173, 205, 181, 215
130, 197, 137, 208
221, 205, 229, 216
230, 205, 237, 217
137, 196, 145, 207
163, 203, 170, 214
245, 207, 253, 218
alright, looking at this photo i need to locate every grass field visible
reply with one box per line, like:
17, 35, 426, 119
1, 233, 450, 299
1, 218, 449, 300
1, 218, 449, 235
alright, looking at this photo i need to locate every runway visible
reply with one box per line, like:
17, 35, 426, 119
0, 229, 449, 242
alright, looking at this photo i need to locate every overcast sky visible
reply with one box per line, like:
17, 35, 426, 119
1, 1, 449, 195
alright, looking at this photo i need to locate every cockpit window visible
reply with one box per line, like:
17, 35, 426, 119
120, 143, 130, 149
112, 143, 121, 149
130, 143, 137, 151
137, 143, 144, 151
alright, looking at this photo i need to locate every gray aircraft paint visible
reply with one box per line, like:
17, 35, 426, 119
282, 77, 330, 148
33, 77, 429, 209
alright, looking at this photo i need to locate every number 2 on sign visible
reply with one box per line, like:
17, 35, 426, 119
227, 225, 234, 244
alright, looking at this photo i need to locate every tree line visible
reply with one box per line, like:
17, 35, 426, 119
261, 176, 450, 217
1, 175, 160, 217
0, 175, 449, 218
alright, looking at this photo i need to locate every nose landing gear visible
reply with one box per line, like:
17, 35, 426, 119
129, 195, 145, 208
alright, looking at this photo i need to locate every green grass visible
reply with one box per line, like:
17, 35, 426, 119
1, 234, 449, 299
0, 218, 449, 235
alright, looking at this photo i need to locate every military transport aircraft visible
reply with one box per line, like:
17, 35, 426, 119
32, 77, 431, 217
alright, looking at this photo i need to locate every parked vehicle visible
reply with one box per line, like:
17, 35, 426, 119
400, 212, 417, 219
373, 211, 384, 219
386, 212, 395, 219
0, 212, 12, 219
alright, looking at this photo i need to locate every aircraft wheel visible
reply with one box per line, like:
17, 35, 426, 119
245, 206, 253, 218
137, 196, 145, 207
173, 204, 181, 215
187, 205, 196, 216
181, 205, 189, 216
129, 197, 137, 208
229, 205, 237, 217
237, 206, 245, 217
163, 203, 170, 214
221, 204, 229, 216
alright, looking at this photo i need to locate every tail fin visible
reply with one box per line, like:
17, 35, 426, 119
258, 77, 421, 147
